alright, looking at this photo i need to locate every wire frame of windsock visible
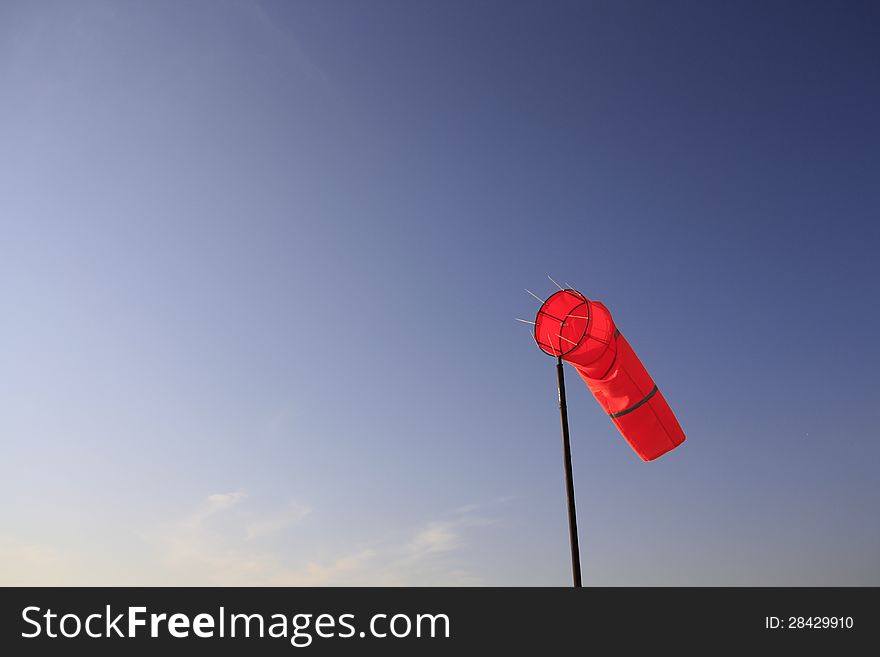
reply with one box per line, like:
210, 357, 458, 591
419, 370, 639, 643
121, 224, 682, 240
534, 289, 686, 462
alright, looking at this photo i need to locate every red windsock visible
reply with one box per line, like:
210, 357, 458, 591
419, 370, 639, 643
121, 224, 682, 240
534, 289, 685, 461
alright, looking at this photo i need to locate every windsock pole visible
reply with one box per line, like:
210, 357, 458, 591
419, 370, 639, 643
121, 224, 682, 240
556, 356, 582, 587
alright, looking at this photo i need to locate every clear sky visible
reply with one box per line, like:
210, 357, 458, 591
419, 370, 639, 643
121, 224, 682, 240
1, 0, 878, 586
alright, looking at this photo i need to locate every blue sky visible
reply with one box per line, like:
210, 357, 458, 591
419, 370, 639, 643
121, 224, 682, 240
1, 0, 878, 585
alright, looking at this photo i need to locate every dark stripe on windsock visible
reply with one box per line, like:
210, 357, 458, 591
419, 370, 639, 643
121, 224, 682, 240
609, 385, 658, 418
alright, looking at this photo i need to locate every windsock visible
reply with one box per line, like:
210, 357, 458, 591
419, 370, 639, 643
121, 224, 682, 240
534, 289, 685, 461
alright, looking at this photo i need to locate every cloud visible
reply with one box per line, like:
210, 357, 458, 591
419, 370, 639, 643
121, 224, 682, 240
245, 501, 312, 540
405, 521, 461, 556
204, 491, 247, 512
182, 490, 248, 526
146, 491, 494, 586
228, 0, 334, 90
0, 540, 78, 586
266, 401, 294, 434
0, 492, 507, 586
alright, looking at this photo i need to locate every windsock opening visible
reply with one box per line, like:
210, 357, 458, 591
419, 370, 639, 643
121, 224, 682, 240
534, 289, 590, 357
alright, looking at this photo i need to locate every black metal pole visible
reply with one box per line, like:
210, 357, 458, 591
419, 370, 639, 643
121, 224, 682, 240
556, 356, 583, 587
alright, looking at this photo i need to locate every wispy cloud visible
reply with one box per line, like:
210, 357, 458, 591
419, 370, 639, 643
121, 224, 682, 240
405, 521, 462, 556
245, 501, 312, 540
266, 401, 295, 434
0, 492, 504, 586
198, 491, 247, 519
227, 0, 335, 92
147, 491, 495, 586
0, 540, 78, 586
